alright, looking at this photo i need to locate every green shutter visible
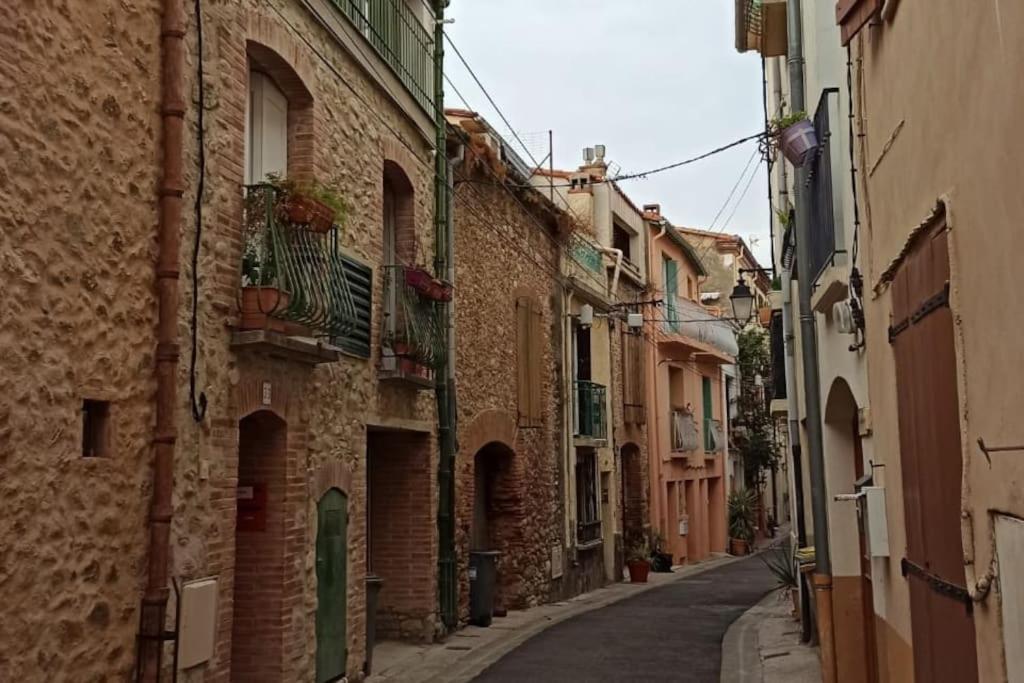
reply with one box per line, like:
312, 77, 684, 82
335, 256, 373, 358
702, 377, 713, 452
664, 258, 679, 331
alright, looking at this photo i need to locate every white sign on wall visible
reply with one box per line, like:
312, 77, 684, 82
261, 381, 272, 406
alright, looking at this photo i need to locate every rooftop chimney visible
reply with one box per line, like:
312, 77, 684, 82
643, 203, 661, 218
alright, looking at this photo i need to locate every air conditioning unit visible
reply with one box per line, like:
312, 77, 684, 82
833, 300, 857, 334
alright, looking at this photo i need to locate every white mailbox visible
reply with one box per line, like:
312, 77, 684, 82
863, 486, 890, 558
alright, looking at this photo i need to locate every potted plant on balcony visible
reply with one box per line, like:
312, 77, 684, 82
625, 536, 651, 583
728, 489, 757, 556
239, 236, 290, 333
266, 174, 347, 234
770, 111, 818, 167
404, 265, 453, 302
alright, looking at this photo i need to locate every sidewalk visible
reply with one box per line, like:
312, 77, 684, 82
366, 554, 739, 683
720, 590, 821, 682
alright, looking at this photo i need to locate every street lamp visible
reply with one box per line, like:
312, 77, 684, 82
729, 278, 755, 322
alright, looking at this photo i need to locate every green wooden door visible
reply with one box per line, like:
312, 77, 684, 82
702, 377, 713, 452
316, 489, 348, 682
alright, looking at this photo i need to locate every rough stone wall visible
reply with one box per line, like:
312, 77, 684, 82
0, 1, 163, 679
451, 164, 563, 618
1, 1, 441, 680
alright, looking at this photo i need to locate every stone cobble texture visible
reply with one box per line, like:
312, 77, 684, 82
1, 1, 440, 680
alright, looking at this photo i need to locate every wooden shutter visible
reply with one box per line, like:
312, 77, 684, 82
836, 0, 882, 46
516, 297, 531, 426
622, 331, 646, 425
528, 300, 543, 427
247, 71, 288, 184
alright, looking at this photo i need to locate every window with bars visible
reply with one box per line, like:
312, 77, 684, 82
576, 449, 601, 544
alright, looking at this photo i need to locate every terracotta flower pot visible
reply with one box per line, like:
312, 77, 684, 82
729, 537, 749, 556
779, 119, 818, 167
239, 286, 290, 333
281, 194, 335, 233
626, 559, 651, 583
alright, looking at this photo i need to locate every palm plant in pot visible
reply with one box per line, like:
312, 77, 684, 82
727, 489, 757, 556
771, 111, 818, 167
625, 536, 652, 583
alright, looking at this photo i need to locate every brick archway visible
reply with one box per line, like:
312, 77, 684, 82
461, 409, 518, 459
311, 461, 354, 499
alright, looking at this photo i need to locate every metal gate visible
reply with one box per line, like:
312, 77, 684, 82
889, 223, 978, 683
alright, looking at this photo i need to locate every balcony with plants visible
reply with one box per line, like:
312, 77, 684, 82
379, 264, 447, 386
236, 181, 358, 362
573, 380, 608, 441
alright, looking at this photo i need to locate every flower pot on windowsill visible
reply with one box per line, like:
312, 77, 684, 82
729, 537, 750, 556
404, 267, 452, 301
239, 286, 290, 333
779, 119, 818, 167
758, 306, 772, 327
281, 193, 335, 233
626, 559, 651, 583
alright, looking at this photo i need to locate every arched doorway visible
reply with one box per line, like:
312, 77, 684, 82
619, 443, 644, 549
232, 410, 287, 681
471, 442, 518, 611
824, 378, 878, 683
315, 488, 348, 683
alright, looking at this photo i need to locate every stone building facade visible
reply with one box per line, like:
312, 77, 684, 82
446, 111, 566, 616
1, 1, 444, 680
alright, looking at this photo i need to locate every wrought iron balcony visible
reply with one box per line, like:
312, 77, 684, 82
574, 380, 608, 440
806, 88, 845, 284
671, 409, 700, 453
381, 265, 445, 378
705, 418, 725, 454
331, 0, 435, 115
239, 184, 357, 338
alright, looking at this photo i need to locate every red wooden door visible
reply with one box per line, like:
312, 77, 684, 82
890, 225, 978, 683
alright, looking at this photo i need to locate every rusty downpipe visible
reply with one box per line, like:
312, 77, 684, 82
137, 0, 186, 679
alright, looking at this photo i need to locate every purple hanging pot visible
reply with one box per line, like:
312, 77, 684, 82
779, 119, 818, 167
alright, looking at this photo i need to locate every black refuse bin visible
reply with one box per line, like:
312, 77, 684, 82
469, 550, 500, 627
364, 575, 384, 675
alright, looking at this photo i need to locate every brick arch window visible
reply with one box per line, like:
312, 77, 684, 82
382, 160, 416, 266
245, 42, 314, 184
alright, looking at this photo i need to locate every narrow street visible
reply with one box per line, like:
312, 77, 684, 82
473, 555, 778, 683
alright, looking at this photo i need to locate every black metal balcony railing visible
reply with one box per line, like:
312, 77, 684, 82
574, 380, 607, 440
671, 409, 700, 453
806, 88, 844, 283
332, 0, 435, 115
241, 184, 357, 337
381, 265, 444, 369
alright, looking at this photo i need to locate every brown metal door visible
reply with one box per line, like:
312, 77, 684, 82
889, 225, 978, 683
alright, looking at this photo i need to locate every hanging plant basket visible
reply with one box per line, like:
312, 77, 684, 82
405, 267, 453, 302
778, 119, 818, 167
280, 193, 336, 233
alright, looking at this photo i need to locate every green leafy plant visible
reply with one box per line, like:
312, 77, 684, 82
265, 173, 348, 225
242, 189, 278, 287
626, 536, 651, 563
759, 545, 798, 588
728, 489, 757, 543
770, 111, 808, 134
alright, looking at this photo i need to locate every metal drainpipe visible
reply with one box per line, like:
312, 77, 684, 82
787, 1, 836, 679
138, 0, 185, 678
432, 0, 458, 631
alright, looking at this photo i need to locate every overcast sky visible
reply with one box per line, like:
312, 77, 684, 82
444, 1, 772, 266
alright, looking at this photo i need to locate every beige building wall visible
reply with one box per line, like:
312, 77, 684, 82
854, 2, 1024, 681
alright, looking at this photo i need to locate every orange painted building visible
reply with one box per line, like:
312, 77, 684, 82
642, 207, 738, 565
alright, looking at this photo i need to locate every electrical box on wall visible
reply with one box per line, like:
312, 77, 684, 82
178, 578, 218, 670
237, 483, 267, 532
678, 515, 689, 537
863, 486, 889, 557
